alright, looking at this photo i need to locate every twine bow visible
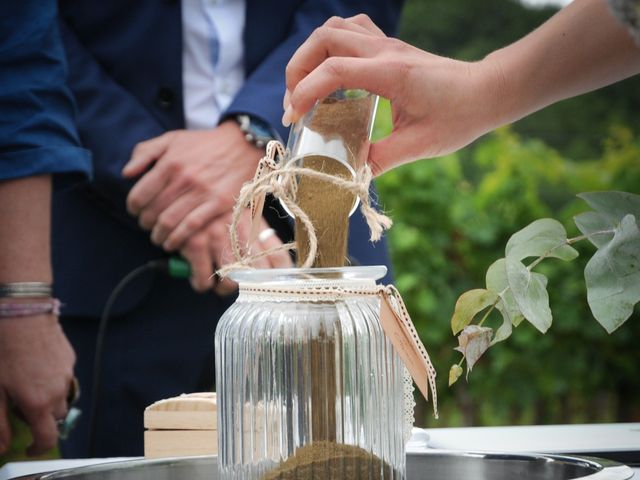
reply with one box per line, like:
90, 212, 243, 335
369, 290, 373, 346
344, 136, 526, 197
219, 140, 392, 276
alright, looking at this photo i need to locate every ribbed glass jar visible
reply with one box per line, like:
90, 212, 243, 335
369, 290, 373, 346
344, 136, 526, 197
215, 266, 406, 480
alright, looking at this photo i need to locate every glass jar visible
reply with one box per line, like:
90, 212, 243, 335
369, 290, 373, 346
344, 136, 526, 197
215, 266, 407, 480
282, 89, 379, 217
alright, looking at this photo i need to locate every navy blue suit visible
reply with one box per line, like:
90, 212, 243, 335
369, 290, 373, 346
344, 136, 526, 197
55, 0, 401, 457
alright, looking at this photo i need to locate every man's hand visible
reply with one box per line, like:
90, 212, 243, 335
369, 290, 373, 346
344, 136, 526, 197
124, 121, 292, 293
0, 314, 75, 456
123, 121, 263, 252
181, 209, 293, 295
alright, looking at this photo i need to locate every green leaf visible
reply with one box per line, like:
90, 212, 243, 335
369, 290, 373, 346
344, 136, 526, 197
454, 325, 493, 375
491, 298, 514, 345
585, 214, 640, 333
505, 218, 578, 262
486, 258, 524, 328
451, 289, 498, 334
506, 258, 552, 333
448, 364, 463, 386
574, 211, 615, 248
578, 191, 640, 223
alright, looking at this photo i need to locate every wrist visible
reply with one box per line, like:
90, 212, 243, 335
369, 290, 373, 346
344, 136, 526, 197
230, 114, 281, 150
477, 52, 520, 132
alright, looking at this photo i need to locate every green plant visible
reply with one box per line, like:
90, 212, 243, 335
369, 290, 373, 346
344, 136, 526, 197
374, 100, 640, 425
449, 192, 640, 385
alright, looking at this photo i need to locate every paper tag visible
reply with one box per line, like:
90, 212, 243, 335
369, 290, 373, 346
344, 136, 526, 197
248, 193, 266, 246
379, 286, 438, 417
247, 141, 285, 245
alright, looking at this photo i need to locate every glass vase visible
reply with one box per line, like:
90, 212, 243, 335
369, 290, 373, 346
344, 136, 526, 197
215, 266, 407, 480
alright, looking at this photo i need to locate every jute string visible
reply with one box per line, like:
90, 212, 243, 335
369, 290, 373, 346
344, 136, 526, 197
217, 140, 392, 277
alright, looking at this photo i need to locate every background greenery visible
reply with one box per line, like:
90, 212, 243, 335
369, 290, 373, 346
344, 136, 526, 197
3, 0, 639, 466
375, 0, 640, 428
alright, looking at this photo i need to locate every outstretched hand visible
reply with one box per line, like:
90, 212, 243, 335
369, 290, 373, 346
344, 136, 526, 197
283, 15, 502, 175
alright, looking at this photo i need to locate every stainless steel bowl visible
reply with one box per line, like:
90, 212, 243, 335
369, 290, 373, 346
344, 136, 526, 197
15, 451, 634, 479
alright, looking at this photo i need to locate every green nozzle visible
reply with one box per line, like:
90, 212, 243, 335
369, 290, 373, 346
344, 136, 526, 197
168, 257, 191, 279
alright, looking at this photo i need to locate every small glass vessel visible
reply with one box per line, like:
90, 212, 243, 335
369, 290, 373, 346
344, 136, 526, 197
283, 89, 379, 217
215, 266, 406, 480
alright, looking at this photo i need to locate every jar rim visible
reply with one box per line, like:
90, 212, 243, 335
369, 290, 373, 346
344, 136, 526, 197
228, 265, 387, 284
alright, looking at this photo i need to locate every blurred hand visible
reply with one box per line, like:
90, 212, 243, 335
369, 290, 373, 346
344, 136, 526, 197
123, 122, 292, 293
0, 314, 75, 456
283, 14, 502, 175
123, 121, 263, 252
180, 208, 293, 295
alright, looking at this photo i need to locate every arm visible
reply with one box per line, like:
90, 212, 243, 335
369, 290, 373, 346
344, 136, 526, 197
284, 0, 640, 174
0, 177, 75, 456
0, 1, 89, 455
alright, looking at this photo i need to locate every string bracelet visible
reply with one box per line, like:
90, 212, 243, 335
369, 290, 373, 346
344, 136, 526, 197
0, 282, 52, 298
0, 298, 62, 318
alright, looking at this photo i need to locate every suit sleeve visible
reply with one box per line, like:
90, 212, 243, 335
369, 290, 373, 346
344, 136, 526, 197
58, 19, 166, 215
0, 0, 91, 187
224, 0, 404, 141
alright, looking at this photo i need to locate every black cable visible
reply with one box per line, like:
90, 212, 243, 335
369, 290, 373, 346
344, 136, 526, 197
87, 259, 169, 457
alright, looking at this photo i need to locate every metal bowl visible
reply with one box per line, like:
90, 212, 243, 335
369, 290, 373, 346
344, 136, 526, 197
15, 451, 634, 479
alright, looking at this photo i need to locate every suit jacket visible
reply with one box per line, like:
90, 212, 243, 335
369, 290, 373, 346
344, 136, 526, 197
53, 0, 401, 317
0, 0, 90, 185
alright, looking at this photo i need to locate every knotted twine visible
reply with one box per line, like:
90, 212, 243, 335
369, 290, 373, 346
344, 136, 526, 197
218, 140, 393, 276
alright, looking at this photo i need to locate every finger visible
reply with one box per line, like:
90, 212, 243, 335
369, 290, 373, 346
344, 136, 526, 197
0, 391, 12, 454
288, 57, 395, 125
23, 409, 59, 456
257, 227, 293, 269
286, 27, 378, 96
182, 234, 215, 292
122, 133, 173, 178
160, 198, 223, 251
213, 279, 238, 296
368, 128, 427, 176
139, 185, 190, 233
126, 164, 172, 217
343, 13, 386, 37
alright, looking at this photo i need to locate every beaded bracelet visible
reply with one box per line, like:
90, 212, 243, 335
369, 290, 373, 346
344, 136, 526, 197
0, 298, 62, 318
0, 282, 52, 298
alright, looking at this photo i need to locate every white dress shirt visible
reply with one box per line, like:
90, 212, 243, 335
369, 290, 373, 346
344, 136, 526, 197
181, 0, 246, 130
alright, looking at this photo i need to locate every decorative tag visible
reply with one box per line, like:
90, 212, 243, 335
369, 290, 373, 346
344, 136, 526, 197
248, 141, 284, 245
379, 285, 438, 417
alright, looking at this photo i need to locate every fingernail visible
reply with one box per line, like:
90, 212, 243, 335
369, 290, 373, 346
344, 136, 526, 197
283, 89, 291, 110
282, 105, 293, 127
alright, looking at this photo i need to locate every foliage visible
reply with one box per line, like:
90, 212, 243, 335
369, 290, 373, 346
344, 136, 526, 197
398, 0, 640, 160
449, 193, 640, 385
373, 99, 640, 426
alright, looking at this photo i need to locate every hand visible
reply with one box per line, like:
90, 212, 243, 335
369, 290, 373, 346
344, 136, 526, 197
123, 121, 264, 252
284, 15, 502, 175
0, 313, 75, 456
180, 209, 293, 295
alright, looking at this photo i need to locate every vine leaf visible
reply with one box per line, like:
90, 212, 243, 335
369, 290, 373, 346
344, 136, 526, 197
574, 211, 615, 248
506, 258, 552, 333
585, 214, 640, 333
486, 258, 524, 334
451, 289, 498, 335
578, 191, 640, 223
448, 364, 463, 386
454, 325, 493, 376
505, 218, 578, 262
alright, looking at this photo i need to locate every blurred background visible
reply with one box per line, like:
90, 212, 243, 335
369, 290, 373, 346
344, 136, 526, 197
3, 0, 639, 465
374, 0, 640, 428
